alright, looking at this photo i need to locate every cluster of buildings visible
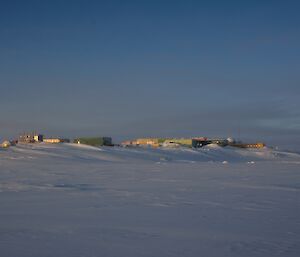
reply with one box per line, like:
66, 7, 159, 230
121, 137, 265, 149
1, 132, 113, 148
1, 132, 265, 149
18, 132, 70, 144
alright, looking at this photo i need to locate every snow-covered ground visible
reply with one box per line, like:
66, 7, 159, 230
0, 143, 299, 257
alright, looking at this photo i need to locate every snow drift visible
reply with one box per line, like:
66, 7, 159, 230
1, 143, 300, 164
0, 143, 299, 257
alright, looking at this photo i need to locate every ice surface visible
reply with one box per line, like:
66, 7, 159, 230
0, 143, 299, 257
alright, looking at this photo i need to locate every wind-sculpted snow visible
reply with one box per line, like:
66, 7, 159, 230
1, 143, 300, 164
0, 143, 300, 257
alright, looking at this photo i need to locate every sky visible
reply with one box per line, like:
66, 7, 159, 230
0, 0, 299, 149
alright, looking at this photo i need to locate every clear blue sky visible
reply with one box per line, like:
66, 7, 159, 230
0, 0, 299, 149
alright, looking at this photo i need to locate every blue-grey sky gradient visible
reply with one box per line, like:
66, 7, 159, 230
1, 0, 299, 149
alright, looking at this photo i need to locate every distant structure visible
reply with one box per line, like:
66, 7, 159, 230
121, 140, 139, 147
135, 138, 160, 147
1, 140, 11, 148
19, 132, 43, 143
192, 137, 210, 148
122, 136, 266, 149
162, 141, 180, 148
43, 138, 70, 144
34, 134, 43, 142
74, 137, 113, 146
122, 138, 193, 148
123, 137, 225, 148
192, 138, 228, 148
229, 142, 265, 148
164, 138, 192, 147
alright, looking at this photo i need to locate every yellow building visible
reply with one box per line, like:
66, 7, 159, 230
231, 142, 265, 148
43, 138, 70, 144
33, 134, 43, 142
136, 138, 160, 147
19, 132, 43, 143
1, 140, 11, 148
245, 143, 265, 148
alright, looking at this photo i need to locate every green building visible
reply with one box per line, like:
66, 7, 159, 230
73, 137, 112, 146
